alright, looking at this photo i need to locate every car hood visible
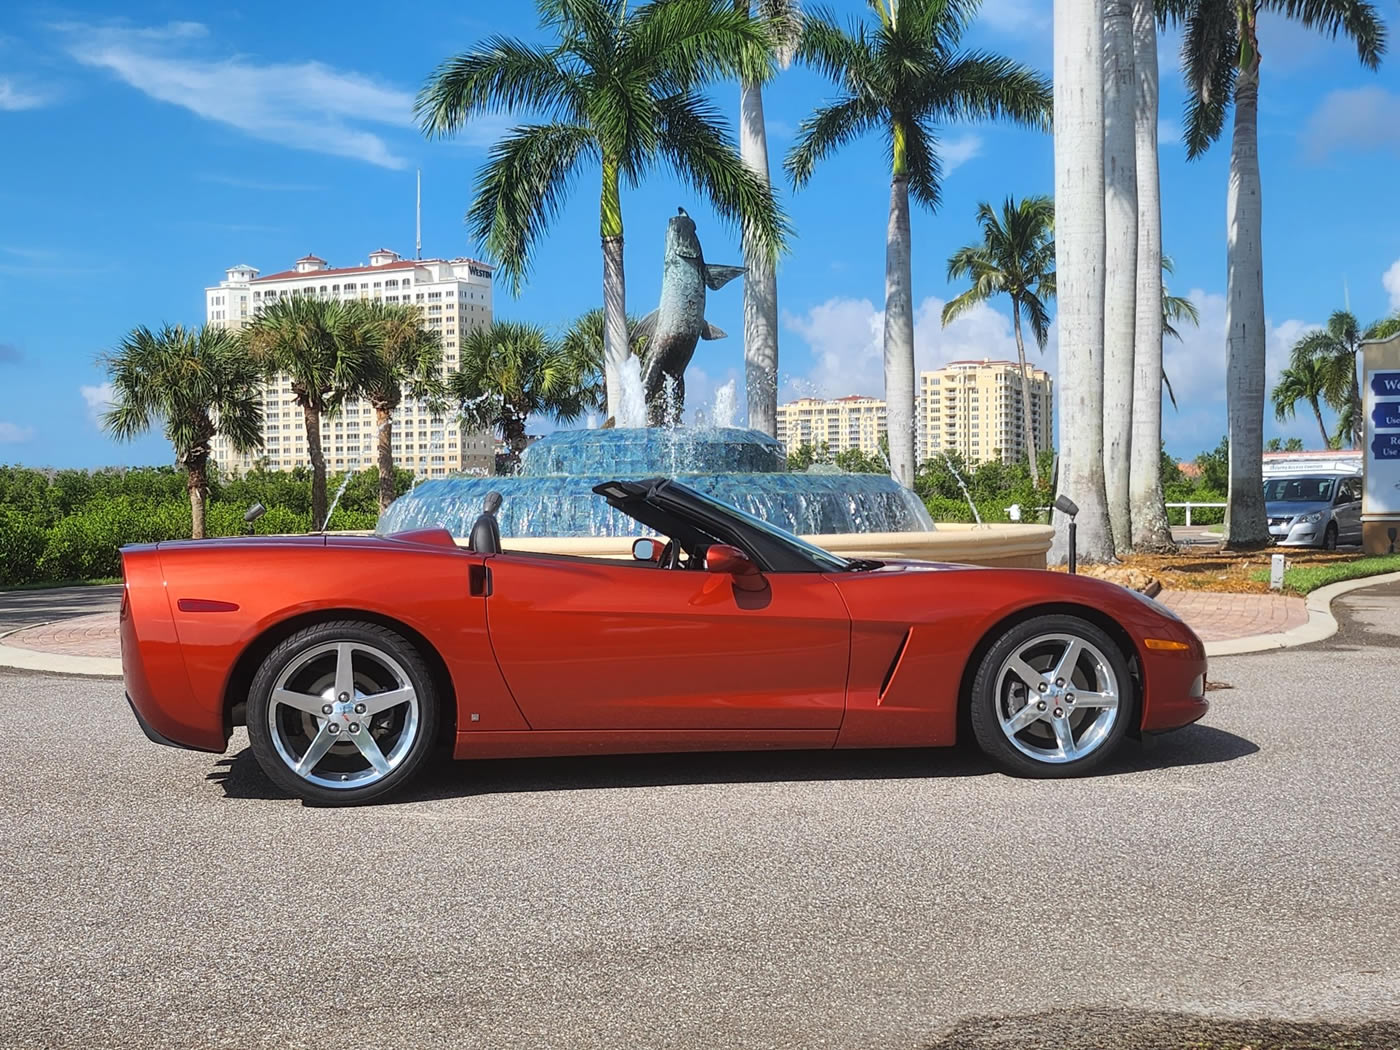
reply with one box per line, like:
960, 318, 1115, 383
1265, 500, 1331, 518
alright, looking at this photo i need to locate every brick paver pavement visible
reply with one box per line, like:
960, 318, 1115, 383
1155, 589, 1307, 642
1, 589, 1309, 661
3, 612, 120, 659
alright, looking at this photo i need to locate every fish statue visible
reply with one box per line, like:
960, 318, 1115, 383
635, 208, 745, 426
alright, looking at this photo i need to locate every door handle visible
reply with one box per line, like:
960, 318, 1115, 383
469, 564, 493, 597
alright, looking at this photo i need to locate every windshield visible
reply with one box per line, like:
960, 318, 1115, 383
1263, 477, 1335, 503
681, 487, 851, 572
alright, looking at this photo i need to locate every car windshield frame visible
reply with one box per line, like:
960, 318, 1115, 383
671, 485, 852, 573
1262, 476, 1338, 503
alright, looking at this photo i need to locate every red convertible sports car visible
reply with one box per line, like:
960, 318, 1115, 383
121, 479, 1208, 804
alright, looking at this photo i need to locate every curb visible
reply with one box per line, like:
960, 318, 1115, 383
1203, 570, 1400, 657
0, 620, 122, 678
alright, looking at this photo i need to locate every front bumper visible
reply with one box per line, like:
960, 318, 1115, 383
1138, 626, 1210, 733
1268, 520, 1324, 546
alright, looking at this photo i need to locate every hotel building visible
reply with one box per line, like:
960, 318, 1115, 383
206, 249, 496, 477
775, 395, 888, 457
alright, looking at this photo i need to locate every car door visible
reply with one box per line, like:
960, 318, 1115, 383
1336, 478, 1363, 543
482, 551, 851, 731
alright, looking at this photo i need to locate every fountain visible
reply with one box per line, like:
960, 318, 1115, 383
377, 214, 1053, 569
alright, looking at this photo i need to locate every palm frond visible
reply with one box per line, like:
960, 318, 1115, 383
784, 94, 883, 188
1180, 0, 1238, 158
920, 52, 1052, 131
416, 37, 580, 136
1266, 0, 1387, 68
630, 0, 776, 90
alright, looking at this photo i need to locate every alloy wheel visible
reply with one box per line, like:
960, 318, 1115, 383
993, 632, 1121, 764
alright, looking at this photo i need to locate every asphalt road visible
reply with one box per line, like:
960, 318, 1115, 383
3, 588, 1399, 1050
0, 584, 122, 634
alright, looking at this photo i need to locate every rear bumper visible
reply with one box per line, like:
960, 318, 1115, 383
126, 693, 220, 752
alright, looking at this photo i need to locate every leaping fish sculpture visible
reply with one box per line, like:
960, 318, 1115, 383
635, 208, 745, 426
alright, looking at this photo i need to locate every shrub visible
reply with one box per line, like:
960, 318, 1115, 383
0, 509, 47, 585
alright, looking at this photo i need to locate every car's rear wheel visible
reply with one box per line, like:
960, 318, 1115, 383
1323, 522, 1339, 550
968, 614, 1134, 778
247, 620, 439, 805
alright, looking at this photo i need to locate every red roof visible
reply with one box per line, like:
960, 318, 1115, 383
295, 254, 327, 263
253, 259, 425, 282
836, 394, 878, 401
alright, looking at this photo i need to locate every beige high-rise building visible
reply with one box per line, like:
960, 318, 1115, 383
206, 249, 496, 478
919, 360, 1052, 467
776, 395, 888, 457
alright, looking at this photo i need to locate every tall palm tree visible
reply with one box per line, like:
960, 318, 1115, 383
1159, 256, 1201, 413
1167, 0, 1385, 548
452, 321, 601, 473
1288, 309, 1382, 450
942, 195, 1055, 485
737, 0, 801, 438
243, 297, 374, 529
417, 0, 788, 422
1129, 0, 1172, 552
342, 303, 447, 513
1271, 357, 1332, 449
100, 324, 262, 539
1103, 0, 1139, 554
1051, 0, 1113, 564
786, 0, 1050, 489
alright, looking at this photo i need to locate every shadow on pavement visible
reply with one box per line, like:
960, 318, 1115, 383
921, 1006, 1398, 1049
207, 722, 1259, 805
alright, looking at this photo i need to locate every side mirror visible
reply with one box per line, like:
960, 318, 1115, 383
632, 537, 663, 562
705, 544, 759, 576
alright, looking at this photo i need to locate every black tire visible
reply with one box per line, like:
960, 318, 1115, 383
246, 620, 440, 805
968, 614, 1135, 778
1322, 522, 1338, 551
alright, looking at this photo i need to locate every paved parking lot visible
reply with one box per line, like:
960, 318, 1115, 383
3, 588, 1398, 1050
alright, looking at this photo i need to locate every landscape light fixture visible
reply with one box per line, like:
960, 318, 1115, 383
243, 502, 266, 536
1053, 494, 1080, 574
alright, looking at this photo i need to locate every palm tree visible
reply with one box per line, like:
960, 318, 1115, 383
1161, 257, 1200, 343
1103, 0, 1139, 554
1167, 0, 1385, 548
100, 324, 262, 539
1129, 0, 1171, 552
243, 296, 375, 529
1050, 0, 1112, 563
786, 1, 1050, 490
737, 0, 801, 438
1370, 312, 1400, 341
417, 0, 788, 423
942, 195, 1055, 485
1271, 357, 1332, 450
342, 303, 447, 513
452, 321, 601, 473
1288, 310, 1380, 450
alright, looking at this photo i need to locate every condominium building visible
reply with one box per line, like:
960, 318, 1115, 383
776, 395, 888, 457
919, 359, 1052, 466
206, 249, 496, 478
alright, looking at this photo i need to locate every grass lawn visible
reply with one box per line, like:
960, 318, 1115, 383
0, 577, 121, 593
1249, 553, 1400, 595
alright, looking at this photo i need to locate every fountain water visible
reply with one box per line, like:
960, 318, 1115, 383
711, 379, 737, 429
934, 450, 982, 526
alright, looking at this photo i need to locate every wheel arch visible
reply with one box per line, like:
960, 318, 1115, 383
955, 602, 1144, 742
222, 609, 458, 743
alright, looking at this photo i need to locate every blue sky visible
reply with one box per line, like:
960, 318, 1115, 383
1, 0, 1397, 469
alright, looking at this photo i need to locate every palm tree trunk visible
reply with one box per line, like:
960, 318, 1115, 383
740, 75, 779, 438
1128, 0, 1174, 552
883, 168, 916, 489
376, 405, 394, 514
1102, 0, 1137, 554
1051, 0, 1114, 565
304, 401, 328, 529
1010, 309, 1040, 486
501, 408, 528, 473
187, 458, 208, 540
601, 155, 628, 424
1223, 22, 1270, 549
1311, 396, 1330, 449
1349, 369, 1362, 448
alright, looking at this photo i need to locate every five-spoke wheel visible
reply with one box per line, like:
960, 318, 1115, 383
969, 614, 1133, 776
247, 621, 439, 804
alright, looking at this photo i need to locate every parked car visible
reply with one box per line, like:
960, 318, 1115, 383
1264, 474, 1362, 549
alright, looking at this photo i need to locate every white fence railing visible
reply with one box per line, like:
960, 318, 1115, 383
1167, 501, 1227, 527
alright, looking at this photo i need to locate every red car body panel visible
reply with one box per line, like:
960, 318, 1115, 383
121, 532, 1208, 761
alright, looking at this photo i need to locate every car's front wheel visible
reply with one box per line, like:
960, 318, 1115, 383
247, 620, 440, 805
968, 614, 1134, 777
1322, 522, 1339, 550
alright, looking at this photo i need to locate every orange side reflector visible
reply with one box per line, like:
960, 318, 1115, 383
1143, 638, 1191, 651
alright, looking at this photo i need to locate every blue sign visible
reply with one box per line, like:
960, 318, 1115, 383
1371, 371, 1400, 396
1374, 402, 1400, 429
1373, 433, 1400, 459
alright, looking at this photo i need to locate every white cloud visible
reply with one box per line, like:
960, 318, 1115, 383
1157, 119, 1181, 147
0, 77, 49, 111
780, 295, 1055, 403
942, 134, 983, 174
1302, 86, 1400, 160
1383, 259, 1400, 310
61, 21, 414, 169
0, 422, 34, 443
81, 382, 114, 425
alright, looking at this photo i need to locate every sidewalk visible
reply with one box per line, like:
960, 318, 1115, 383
1155, 590, 1307, 642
